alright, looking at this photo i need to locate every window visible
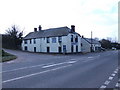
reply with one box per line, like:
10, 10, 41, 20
30, 39, 32, 44
34, 39, 36, 44
47, 37, 50, 43
81, 43, 83, 47
52, 37, 56, 43
75, 36, 78, 42
71, 35, 73, 42
58, 36, 62, 43
24, 40, 27, 44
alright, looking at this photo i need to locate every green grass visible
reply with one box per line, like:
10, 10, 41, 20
0, 50, 17, 62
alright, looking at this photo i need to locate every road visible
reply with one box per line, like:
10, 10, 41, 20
2, 49, 120, 88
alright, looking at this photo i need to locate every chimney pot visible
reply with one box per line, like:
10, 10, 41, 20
71, 25, 75, 32
38, 25, 42, 31
34, 28, 37, 32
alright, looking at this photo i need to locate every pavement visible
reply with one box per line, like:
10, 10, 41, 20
2, 49, 120, 88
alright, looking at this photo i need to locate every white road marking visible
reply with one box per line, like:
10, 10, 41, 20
88, 57, 93, 58
104, 81, 110, 85
1, 62, 53, 73
2, 64, 72, 83
114, 71, 118, 73
115, 83, 120, 87
115, 68, 118, 71
111, 73, 116, 77
67, 61, 77, 64
108, 77, 113, 80
70, 59, 76, 60
42, 61, 77, 68
100, 85, 106, 88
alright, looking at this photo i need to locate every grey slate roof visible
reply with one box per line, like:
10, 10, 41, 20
84, 38, 100, 44
24, 26, 71, 39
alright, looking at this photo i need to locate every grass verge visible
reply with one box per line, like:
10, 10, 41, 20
0, 50, 17, 62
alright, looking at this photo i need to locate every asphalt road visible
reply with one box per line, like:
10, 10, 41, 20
2, 49, 120, 88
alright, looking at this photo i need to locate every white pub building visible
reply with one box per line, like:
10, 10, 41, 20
22, 25, 82, 53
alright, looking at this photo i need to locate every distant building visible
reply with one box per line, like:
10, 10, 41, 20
81, 37, 101, 52
22, 25, 81, 53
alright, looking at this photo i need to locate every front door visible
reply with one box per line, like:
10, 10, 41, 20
71, 45, 74, 53
58, 47, 61, 53
34, 47, 36, 52
47, 47, 50, 53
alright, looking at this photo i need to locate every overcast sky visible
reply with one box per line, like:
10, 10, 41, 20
0, 0, 118, 41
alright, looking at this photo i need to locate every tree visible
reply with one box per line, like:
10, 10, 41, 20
100, 39, 112, 49
2, 25, 23, 49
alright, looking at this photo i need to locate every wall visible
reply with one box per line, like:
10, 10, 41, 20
81, 38, 91, 53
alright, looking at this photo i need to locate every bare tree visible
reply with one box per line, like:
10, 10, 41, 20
2, 25, 23, 49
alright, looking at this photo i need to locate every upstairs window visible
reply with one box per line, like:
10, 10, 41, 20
81, 43, 83, 47
52, 37, 56, 43
34, 39, 36, 44
75, 36, 78, 42
58, 36, 62, 43
71, 35, 73, 42
30, 39, 32, 44
47, 37, 50, 43
24, 40, 27, 44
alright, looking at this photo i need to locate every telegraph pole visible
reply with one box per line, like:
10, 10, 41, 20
91, 31, 93, 52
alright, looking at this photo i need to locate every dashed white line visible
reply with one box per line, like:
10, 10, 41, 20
2, 64, 72, 83
100, 85, 106, 88
88, 57, 93, 58
100, 67, 119, 89
115, 83, 119, 87
1, 62, 53, 73
114, 71, 118, 74
104, 81, 110, 85
42, 61, 76, 68
111, 73, 116, 77
70, 59, 76, 60
108, 77, 113, 80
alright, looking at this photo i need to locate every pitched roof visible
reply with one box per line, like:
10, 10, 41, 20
83, 38, 100, 44
24, 26, 71, 39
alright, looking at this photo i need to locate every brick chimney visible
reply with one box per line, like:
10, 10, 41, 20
71, 25, 75, 32
38, 25, 42, 31
34, 28, 37, 32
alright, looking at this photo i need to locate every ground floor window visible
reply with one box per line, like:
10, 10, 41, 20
24, 46, 27, 51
